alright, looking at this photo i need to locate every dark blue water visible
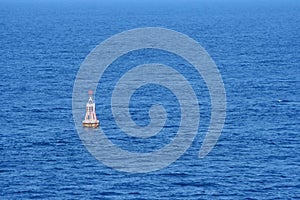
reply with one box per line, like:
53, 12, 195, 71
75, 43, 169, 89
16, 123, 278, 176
1, 0, 299, 199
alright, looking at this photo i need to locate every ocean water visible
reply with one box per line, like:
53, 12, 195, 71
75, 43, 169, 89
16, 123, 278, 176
0, 0, 299, 199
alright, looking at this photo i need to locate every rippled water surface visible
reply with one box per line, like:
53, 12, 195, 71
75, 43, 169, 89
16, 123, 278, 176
1, 0, 299, 199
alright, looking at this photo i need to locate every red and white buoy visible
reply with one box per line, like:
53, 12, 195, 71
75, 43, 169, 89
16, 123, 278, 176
82, 90, 99, 128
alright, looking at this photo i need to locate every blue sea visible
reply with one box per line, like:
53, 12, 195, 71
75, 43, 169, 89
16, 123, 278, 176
0, 0, 299, 199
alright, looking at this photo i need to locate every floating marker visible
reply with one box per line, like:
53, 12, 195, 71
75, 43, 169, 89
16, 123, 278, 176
82, 90, 99, 128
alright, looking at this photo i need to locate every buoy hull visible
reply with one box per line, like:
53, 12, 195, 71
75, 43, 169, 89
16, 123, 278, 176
82, 121, 99, 128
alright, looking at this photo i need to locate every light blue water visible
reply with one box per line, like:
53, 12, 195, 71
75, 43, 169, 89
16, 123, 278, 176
0, 0, 299, 199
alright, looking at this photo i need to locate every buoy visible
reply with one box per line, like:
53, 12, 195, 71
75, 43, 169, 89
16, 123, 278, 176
82, 90, 99, 128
